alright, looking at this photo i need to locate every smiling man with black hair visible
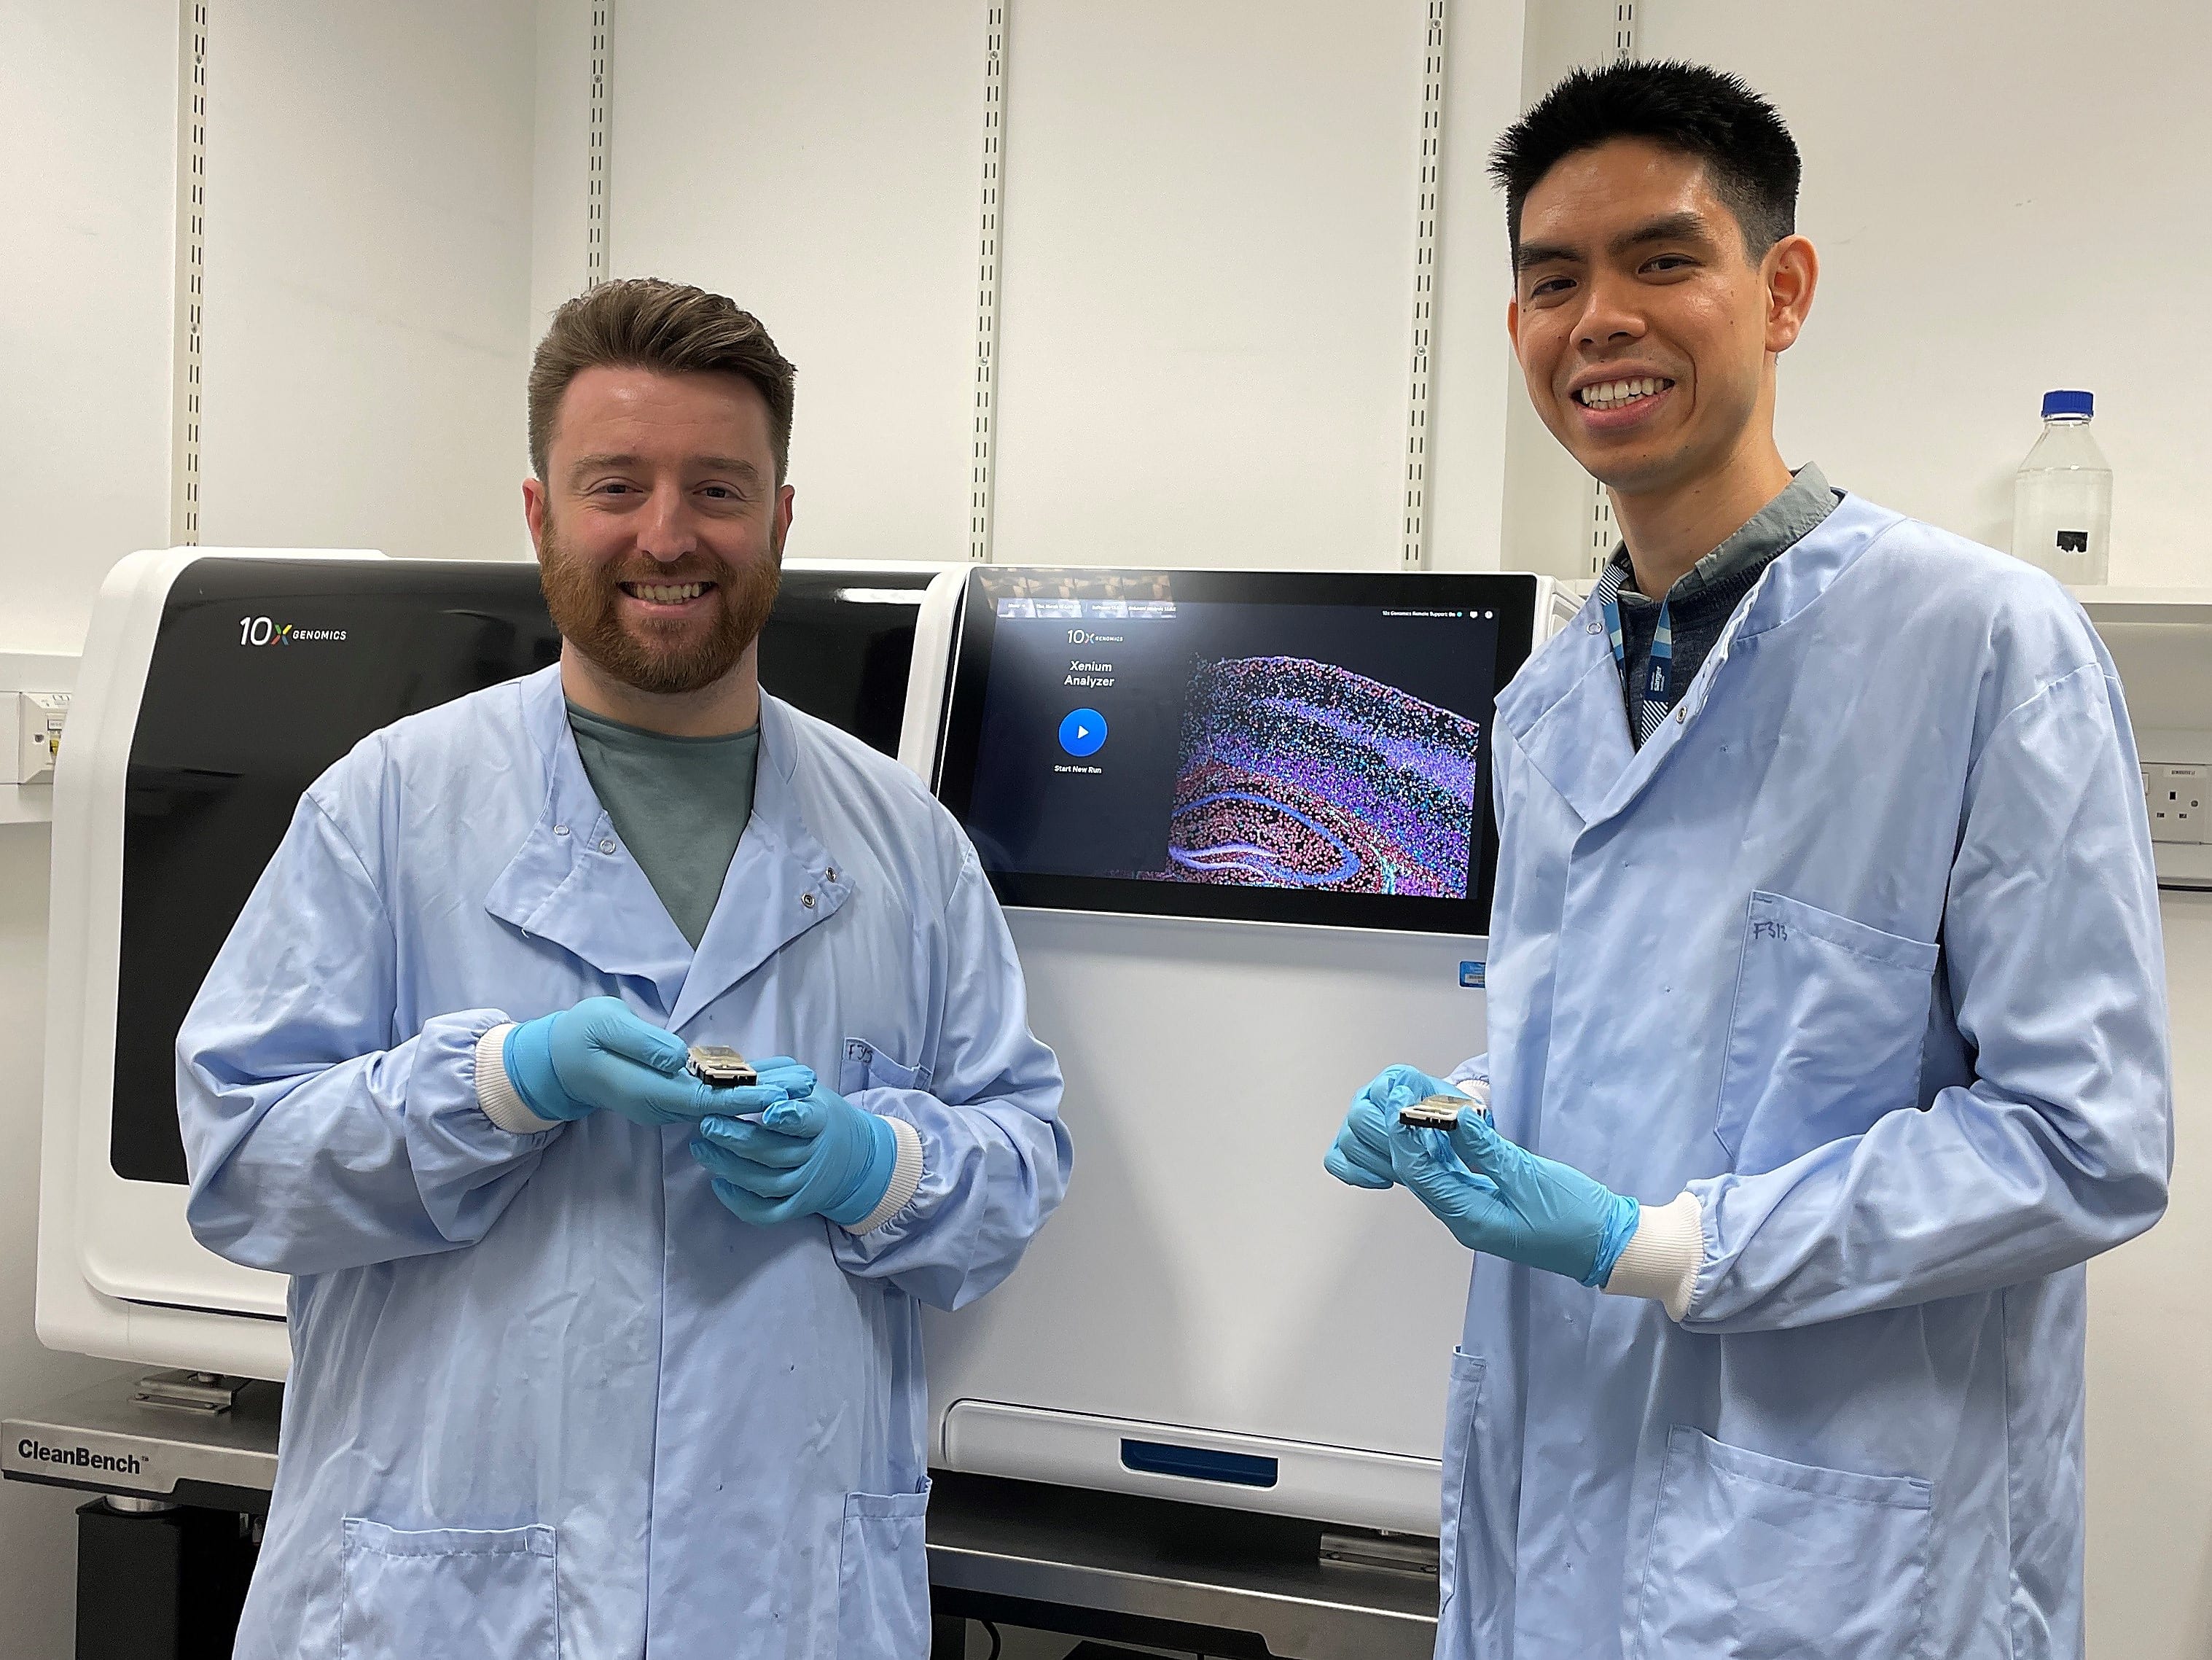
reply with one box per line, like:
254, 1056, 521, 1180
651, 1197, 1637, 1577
1327, 61, 2169, 1660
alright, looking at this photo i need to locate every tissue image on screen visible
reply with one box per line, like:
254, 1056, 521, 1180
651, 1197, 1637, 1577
1146, 656, 1478, 897
940, 566, 1535, 932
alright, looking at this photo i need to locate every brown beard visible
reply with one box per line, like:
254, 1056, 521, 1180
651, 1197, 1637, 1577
537, 514, 781, 697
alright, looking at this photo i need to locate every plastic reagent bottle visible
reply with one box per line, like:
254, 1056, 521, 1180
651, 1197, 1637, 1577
2011, 389, 2111, 585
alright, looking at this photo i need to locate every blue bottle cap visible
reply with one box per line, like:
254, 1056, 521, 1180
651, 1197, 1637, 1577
2041, 389, 2094, 418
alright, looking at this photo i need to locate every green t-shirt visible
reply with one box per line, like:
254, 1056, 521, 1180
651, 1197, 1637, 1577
566, 701, 761, 949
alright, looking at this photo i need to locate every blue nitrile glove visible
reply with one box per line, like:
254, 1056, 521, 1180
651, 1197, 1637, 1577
1388, 1107, 1641, 1287
504, 998, 794, 1128
1324, 1064, 1463, 1190
689, 1063, 900, 1228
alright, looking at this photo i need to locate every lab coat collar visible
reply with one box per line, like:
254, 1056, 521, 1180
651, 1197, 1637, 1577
482, 670, 850, 1026
1498, 491, 1901, 828
1721, 488, 1898, 648
666, 695, 851, 1032
484, 668, 695, 1013
1496, 627, 1638, 827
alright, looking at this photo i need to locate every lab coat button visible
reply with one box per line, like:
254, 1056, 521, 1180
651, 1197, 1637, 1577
599, 838, 617, 854
1675, 708, 1687, 724
553, 825, 569, 836
802, 892, 816, 909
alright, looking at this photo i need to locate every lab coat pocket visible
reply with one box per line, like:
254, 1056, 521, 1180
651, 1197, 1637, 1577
836, 1481, 933, 1659
340, 1518, 558, 1658
1631, 1427, 1931, 1660
1437, 1349, 1486, 1620
1716, 891, 1939, 1172
840, 1037, 932, 1098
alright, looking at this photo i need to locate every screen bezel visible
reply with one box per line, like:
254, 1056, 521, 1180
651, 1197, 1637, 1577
934, 566, 1539, 934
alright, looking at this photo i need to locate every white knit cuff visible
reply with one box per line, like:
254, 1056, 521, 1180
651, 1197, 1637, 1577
841, 1115, 923, 1236
474, 1024, 563, 1135
1601, 1191, 1705, 1321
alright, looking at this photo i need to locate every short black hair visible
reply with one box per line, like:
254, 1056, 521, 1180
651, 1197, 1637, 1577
1490, 61, 1800, 258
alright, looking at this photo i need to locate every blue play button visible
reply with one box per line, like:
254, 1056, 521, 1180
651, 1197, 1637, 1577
1058, 708, 1108, 757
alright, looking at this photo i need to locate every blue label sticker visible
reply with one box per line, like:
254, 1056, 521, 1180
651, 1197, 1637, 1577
1458, 961, 1485, 989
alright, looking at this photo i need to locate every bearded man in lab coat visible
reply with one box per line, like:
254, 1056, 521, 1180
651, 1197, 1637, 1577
1327, 61, 2170, 1660
179, 278, 1071, 1659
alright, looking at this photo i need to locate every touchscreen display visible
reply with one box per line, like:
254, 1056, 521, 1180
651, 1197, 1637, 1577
936, 567, 1537, 932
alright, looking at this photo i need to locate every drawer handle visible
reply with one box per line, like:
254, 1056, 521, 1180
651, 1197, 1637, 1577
1119, 1439, 1278, 1488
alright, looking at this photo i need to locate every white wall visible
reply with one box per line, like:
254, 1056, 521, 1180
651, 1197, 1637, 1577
986, 0, 1428, 570
197, 0, 540, 561
604, 3, 989, 564
603, 1, 1529, 574
1427, 0, 1528, 571
0, 3, 179, 1655
0, 0, 178, 651
528, 0, 594, 339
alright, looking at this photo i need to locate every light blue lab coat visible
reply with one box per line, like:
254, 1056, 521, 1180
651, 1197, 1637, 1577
177, 666, 1070, 1660
1437, 492, 2170, 1659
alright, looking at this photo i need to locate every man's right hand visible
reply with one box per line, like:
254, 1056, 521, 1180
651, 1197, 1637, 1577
502, 998, 795, 1129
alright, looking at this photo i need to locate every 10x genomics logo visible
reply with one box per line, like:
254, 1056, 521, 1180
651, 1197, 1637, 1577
239, 615, 348, 646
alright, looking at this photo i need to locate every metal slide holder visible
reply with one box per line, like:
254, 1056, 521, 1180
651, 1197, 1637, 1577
1395, 1094, 1468, 1131
687, 1045, 757, 1088
132, 1371, 249, 1417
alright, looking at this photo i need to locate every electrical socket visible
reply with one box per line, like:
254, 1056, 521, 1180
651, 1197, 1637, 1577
12, 690, 70, 785
2146, 762, 2208, 844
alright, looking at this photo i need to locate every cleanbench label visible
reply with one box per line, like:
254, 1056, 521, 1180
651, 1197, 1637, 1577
17, 1438, 144, 1476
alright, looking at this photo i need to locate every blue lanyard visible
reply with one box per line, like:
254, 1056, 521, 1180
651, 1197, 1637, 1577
1592, 558, 1672, 745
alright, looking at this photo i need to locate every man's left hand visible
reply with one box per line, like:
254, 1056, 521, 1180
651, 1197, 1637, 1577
1324, 1064, 1463, 1190
689, 1061, 899, 1228
1389, 1110, 1641, 1288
